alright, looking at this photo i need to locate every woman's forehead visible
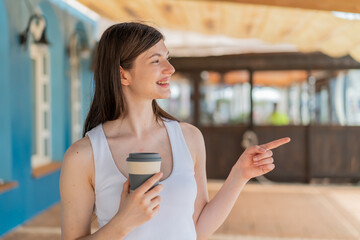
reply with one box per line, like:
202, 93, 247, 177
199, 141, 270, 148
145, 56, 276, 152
143, 40, 169, 58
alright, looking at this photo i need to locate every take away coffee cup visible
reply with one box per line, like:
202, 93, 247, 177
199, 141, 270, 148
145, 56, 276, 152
126, 153, 162, 192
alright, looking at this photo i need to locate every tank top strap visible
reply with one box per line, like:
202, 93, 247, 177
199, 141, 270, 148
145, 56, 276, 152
85, 124, 103, 166
85, 124, 118, 187
163, 119, 194, 173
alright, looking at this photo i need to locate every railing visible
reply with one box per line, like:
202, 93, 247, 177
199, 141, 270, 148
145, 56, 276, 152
200, 125, 360, 183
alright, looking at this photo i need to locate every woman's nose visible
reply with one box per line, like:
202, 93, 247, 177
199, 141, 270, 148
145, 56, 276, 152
163, 61, 175, 75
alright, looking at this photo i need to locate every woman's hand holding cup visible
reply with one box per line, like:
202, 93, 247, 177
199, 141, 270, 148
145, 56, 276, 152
115, 172, 164, 232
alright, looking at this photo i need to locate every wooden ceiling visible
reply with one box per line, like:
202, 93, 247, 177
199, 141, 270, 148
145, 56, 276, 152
77, 1, 360, 86
77, 0, 360, 62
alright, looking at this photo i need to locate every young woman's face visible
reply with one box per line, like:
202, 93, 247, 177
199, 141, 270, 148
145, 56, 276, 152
123, 39, 175, 100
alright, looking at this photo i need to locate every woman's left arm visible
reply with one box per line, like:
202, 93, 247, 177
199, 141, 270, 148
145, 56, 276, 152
179, 122, 209, 229
181, 123, 290, 240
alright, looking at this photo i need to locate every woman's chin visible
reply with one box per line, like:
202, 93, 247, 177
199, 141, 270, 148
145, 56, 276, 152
156, 94, 171, 100
156, 91, 171, 99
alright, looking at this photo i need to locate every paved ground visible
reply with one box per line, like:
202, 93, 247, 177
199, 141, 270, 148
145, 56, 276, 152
2, 181, 360, 240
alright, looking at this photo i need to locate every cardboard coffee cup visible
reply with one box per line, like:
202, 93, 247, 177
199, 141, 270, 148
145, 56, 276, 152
126, 153, 162, 192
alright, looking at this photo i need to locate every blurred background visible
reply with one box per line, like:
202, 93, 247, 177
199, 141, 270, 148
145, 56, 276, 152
1, 0, 360, 239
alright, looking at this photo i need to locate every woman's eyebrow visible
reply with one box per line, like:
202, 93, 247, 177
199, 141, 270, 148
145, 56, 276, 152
148, 51, 170, 59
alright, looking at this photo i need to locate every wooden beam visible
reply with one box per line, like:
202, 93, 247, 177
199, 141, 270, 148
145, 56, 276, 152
249, 69, 253, 128
188, 72, 201, 127
189, 0, 360, 14
170, 52, 360, 72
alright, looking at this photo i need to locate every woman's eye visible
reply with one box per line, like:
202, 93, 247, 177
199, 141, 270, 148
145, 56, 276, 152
152, 57, 171, 64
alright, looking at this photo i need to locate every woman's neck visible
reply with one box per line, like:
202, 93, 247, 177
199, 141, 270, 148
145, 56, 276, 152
110, 99, 160, 139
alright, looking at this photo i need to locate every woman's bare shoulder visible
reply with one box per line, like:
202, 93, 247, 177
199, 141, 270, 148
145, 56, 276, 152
179, 122, 203, 140
62, 136, 94, 173
178, 122, 205, 163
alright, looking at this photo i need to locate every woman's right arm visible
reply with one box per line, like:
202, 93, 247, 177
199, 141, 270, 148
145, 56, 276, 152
60, 137, 164, 240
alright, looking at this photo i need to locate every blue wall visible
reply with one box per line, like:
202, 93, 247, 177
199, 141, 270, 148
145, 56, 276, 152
77, 21, 94, 129
0, 0, 95, 236
0, 0, 12, 181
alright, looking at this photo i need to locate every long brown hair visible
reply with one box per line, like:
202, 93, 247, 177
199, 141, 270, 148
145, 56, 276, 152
83, 22, 178, 137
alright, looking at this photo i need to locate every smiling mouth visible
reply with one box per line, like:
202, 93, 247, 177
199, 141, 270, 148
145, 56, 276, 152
156, 80, 169, 85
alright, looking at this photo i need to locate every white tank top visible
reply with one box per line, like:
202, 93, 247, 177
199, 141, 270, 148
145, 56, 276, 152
85, 118, 198, 239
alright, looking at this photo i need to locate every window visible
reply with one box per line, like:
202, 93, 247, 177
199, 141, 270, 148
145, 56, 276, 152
326, 70, 360, 126
200, 71, 250, 126
30, 44, 51, 168
345, 70, 360, 125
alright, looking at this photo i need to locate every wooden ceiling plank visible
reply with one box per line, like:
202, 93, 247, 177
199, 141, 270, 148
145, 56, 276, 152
177, 1, 197, 31
145, 0, 175, 29
199, 4, 213, 34
78, 0, 125, 21
180, 1, 208, 34
223, 4, 253, 38
159, 1, 189, 31
222, 3, 237, 37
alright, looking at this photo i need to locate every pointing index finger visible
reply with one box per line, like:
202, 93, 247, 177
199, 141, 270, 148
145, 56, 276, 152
260, 137, 291, 150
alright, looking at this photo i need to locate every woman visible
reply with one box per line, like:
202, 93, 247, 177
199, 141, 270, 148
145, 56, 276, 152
60, 22, 290, 240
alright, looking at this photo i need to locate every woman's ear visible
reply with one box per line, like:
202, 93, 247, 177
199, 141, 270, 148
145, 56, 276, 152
120, 66, 130, 86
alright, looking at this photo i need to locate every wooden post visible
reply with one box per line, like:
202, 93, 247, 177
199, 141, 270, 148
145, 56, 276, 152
249, 69, 254, 129
307, 70, 316, 124
306, 70, 312, 183
189, 71, 201, 127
